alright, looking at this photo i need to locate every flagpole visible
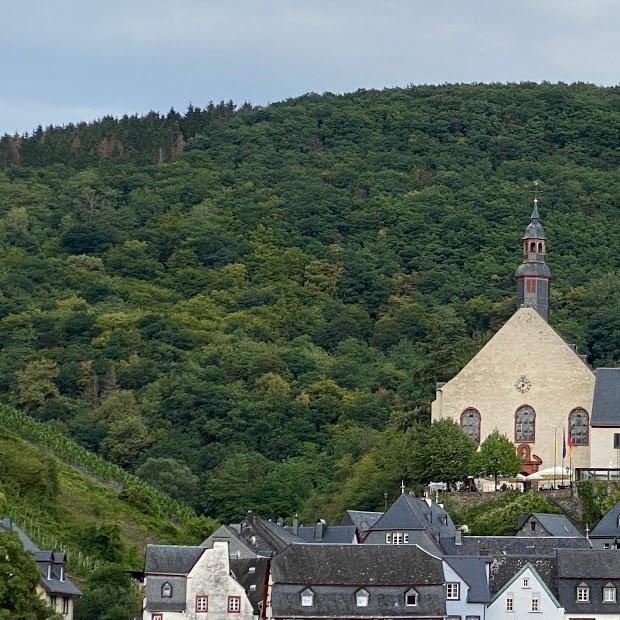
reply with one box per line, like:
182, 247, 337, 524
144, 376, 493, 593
561, 428, 565, 488
553, 427, 557, 490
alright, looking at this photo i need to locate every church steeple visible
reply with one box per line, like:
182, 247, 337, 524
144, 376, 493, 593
515, 193, 551, 320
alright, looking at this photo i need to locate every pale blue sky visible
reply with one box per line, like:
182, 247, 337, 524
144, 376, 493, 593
1, 0, 619, 134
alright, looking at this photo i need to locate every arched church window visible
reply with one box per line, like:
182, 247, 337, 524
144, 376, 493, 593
569, 408, 589, 446
538, 242, 543, 253
515, 406, 535, 443
530, 242, 536, 252
461, 408, 481, 445
161, 582, 173, 598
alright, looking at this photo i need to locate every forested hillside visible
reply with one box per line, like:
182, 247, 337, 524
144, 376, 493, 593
1, 83, 619, 522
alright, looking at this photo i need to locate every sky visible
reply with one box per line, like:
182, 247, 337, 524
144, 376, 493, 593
1, 0, 619, 135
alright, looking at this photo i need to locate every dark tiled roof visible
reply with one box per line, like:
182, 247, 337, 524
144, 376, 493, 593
39, 576, 82, 596
591, 368, 620, 426
522, 203, 546, 240
369, 495, 456, 539
557, 549, 620, 578
144, 545, 204, 574
445, 535, 590, 556
489, 555, 558, 598
0, 517, 40, 552
444, 556, 491, 603
289, 525, 357, 544
230, 557, 269, 614
590, 499, 620, 538
340, 510, 383, 531
201, 524, 258, 558
527, 513, 583, 537
144, 576, 186, 612
271, 543, 443, 586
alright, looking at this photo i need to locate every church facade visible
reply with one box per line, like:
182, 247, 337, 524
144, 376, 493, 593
431, 200, 620, 474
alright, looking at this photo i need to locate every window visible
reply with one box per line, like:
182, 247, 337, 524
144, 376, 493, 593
387, 532, 408, 544
59, 566, 65, 582
355, 589, 369, 607
569, 408, 589, 446
604, 583, 616, 602
385, 532, 392, 544
47, 565, 52, 580
50, 595, 57, 608
161, 582, 173, 598
405, 589, 418, 606
196, 595, 208, 612
61, 597, 69, 615
531, 593, 540, 611
515, 405, 536, 443
576, 583, 590, 602
506, 594, 514, 611
446, 582, 460, 600
301, 589, 314, 607
530, 521, 536, 532
461, 408, 481, 445
604, 543, 612, 549
248, 566, 256, 574
466, 617, 481, 620
152, 615, 163, 620
228, 596, 241, 613
523, 576, 530, 587
527, 278, 537, 293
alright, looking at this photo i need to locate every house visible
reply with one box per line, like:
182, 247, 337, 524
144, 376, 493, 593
487, 556, 564, 619
442, 555, 490, 619
556, 549, 620, 618
361, 493, 458, 554
143, 540, 267, 620
589, 499, 620, 549
516, 512, 583, 537
0, 517, 81, 619
269, 543, 447, 619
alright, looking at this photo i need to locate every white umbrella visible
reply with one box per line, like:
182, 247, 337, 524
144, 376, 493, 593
525, 465, 571, 481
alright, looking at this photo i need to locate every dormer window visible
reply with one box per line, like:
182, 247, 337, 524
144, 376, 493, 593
405, 589, 418, 606
59, 566, 65, 582
47, 565, 52, 580
576, 583, 590, 602
248, 566, 256, 574
301, 588, 314, 607
616, 515, 620, 529
355, 588, 369, 607
604, 583, 616, 603
446, 582, 460, 600
162, 582, 173, 598
386, 532, 408, 545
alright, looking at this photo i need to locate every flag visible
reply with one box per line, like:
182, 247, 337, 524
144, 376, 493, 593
568, 431, 573, 458
562, 428, 566, 460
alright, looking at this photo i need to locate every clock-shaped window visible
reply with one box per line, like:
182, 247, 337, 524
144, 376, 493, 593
515, 405, 536, 443
461, 408, 481, 445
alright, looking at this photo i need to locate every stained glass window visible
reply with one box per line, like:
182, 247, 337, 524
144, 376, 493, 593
461, 408, 481, 445
569, 408, 589, 446
515, 406, 535, 442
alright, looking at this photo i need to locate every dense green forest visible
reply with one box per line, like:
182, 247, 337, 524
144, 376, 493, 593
1, 83, 619, 524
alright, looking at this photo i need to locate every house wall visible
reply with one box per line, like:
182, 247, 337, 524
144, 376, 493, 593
487, 567, 563, 620
589, 428, 620, 469
442, 562, 486, 619
432, 308, 595, 472
37, 585, 75, 620
185, 542, 255, 620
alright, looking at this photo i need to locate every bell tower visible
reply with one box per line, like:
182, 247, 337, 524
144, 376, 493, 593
515, 194, 551, 320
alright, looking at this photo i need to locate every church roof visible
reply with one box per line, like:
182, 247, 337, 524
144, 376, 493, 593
522, 200, 546, 240
591, 368, 620, 427
590, 499, 620, 538
515, 261, 552, 278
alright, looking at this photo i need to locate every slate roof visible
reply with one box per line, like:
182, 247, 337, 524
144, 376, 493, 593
590, 499, 620, 538
515, 261, 552, 277
340, 510, 383, 532
369, 494, 456, 539
520, 513, 583, 537
591, 368, 620, 426
557, 548, 620, 579
201, 524, 258, 558
522, 202, 546, 240
144, 575, 186, 612
0, 517, 40, 552
444, 535, 590, 556
230, 557, 269, 614
288, 525, 357, 544
144, 545, 204, 574
271, 543, 443, 585
39, 576, 83, 597
444, 555, 491, 602
489, 554, 558, 598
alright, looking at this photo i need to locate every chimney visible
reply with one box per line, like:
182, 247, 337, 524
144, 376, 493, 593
314, 520, 325, 540
455, 530, 462, 546
276, 517, 284, 527
292, 515, 299, 536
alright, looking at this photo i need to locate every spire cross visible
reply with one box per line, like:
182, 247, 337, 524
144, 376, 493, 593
531, 180, 543, 204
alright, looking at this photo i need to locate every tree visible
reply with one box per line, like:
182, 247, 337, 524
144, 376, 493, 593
16, 358, 59, 411
136, 457, 200, 506
473, 430, 523, 490
408, 419, 476, 485
0, 531, 53, 619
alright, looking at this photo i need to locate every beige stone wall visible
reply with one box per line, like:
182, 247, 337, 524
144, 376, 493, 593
590, 427, 620, 469
431, 308, 595, 471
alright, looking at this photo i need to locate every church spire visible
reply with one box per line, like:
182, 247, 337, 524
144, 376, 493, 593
515, 188, 551, 320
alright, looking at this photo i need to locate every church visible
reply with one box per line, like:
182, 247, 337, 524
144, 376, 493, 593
431, 198, 620, 474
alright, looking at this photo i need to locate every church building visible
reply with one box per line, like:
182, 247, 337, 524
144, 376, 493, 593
432, 198, 620, 474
